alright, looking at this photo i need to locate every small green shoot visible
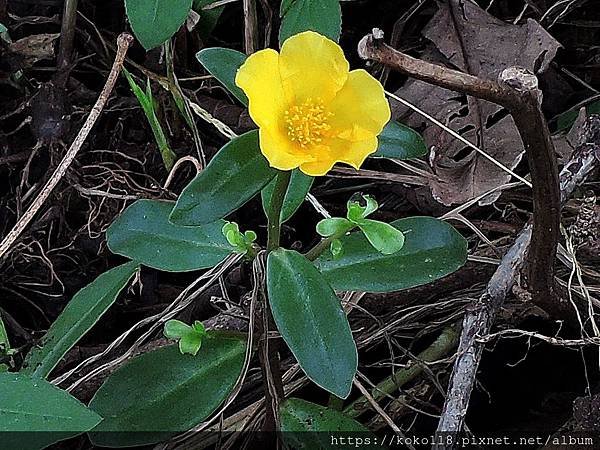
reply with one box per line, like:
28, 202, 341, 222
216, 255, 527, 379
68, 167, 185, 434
222, 222, 258, 255
164, 319, 207, 356
316, 194, 405, 256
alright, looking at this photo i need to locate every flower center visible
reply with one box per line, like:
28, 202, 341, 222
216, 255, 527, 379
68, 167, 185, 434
284, 98, 333, 148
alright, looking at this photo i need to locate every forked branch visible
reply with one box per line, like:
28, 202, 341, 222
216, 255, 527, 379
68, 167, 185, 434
358, 28, 561, 314
357, 29, 599, 444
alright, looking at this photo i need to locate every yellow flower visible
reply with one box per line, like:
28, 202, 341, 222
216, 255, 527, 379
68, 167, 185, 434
235, 31, 391, 177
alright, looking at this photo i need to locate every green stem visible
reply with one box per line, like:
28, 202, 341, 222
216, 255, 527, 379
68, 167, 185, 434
344, 326, 459, 419
304, 224, 357, 261
261, 171, 291, 433
304, 237, 334, 261
266, 170, 292, 252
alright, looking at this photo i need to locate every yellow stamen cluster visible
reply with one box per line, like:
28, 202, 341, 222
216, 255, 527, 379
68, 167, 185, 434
284, 98, 333, 148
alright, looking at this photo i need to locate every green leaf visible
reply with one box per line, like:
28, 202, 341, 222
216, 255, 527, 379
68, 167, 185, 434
346, 194, 378, 223
357, 219, 405, 255
262, 170, 314, 223
192, 0, 225, 38
0, 372, 102, 450
315, 217, 467, 292
223, 222, 242, 244
280, 398, 378, 449
164, 320, 206, 356
279, 0, 342, 45
330, 238, 343, 258
0, 23, 7, 34
267, 249, 357, 398
280, 0, 295, 15
179, 332, 203, 356
163, 319, 193, 339
22, 262, 139, 379
0, 313, 9, 353
222, 221, 257, 254
555, 100, 600, 132
170, 130, 277, 226
123, 69, 176, 170
192, 321, 206, 334
89, 332, 245, 447
196, 47, 248, 105
107, 199, 233, 272
372, 121, 428, 160
244, 230, 257, 242
316, 217, 352, 238
125, 0, 193, 50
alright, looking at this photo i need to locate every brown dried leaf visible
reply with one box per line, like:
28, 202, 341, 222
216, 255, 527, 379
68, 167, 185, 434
393, 0, 560, 205
6, 33, 59, 70
552, 107, 588, 164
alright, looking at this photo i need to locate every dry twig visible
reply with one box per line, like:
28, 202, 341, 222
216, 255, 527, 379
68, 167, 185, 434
0, 33, 134, 261
358, 28, 600, 445
242, 0, 259, 54
435, 117, 600, 443
358, 29, 560, 311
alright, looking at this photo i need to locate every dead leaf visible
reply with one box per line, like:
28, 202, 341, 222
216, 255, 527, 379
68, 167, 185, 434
5, 33, 59, 71
552, 107, 587, 163
393, 0, 560, 206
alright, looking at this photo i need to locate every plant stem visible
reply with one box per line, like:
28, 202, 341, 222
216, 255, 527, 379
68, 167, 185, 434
304, 224, 357, 261
304, 237, 334, 261
266, 170, 292, 252
57, 0, 78, 75
261, 170, 291, 437
257, 280, 284, 435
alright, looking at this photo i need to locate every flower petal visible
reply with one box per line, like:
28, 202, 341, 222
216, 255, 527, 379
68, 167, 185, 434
235, 48, 287, 130
298, 137, 378, 177
259, 128, 312, 171
335, 136, 379, 169
279, 31, 349, 104
328, 69, 391, 142
299, 158, 336, 177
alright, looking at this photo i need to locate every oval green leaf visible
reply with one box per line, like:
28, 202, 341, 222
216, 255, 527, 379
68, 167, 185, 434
279, 0, 342, 45
315, 217, 467, 292
192, 0, 225, 38
267, 249, 357, 398
196, 47, 248, 105
22, 261, 139, 379
107, 200, 234, 272
89, 332, 245, 447
0, 372, 102, 450
357, 219, 405, 255
0, 313, 10, 353
125, 0, 192, 50
170, 130, 277, 226
280, 398, 379, 449
372, 121, 428, 160
261, 170, 314, 223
